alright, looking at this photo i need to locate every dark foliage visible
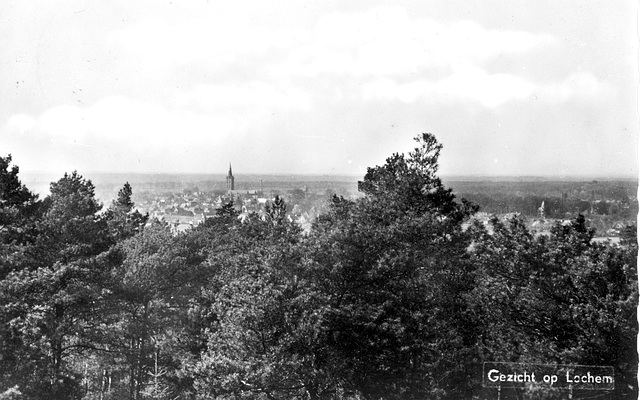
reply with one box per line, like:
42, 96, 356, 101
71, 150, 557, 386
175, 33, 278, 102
0, 136, 635, 400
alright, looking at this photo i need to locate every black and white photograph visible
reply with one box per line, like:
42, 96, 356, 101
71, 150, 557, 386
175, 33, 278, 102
0, 1, 637, 399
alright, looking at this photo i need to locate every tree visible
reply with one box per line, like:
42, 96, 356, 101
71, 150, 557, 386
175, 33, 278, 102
289, 188, 306, 202
31, 171, 109, 266
295, 133, 480, 399
0, 154, 40, 273
186, 199, 337, 399
185, 134, 479, 399
0, 156, 42, 394
357, 133, 476, 222
106, 182, 149, 241
89, 223, 204, 400
620, 223, 637, 247
0, 171, 110, 398
0, 154, 38, 235
468, 215, 638, 399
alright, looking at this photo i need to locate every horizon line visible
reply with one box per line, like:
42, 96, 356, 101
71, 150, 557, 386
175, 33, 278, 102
19, 170, 638, 181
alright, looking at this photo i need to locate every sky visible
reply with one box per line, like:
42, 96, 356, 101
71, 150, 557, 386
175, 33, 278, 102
1, 0, 638, 178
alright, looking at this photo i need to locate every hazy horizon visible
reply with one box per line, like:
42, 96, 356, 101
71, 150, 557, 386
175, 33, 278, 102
19, 170, 638, 199
20, 171, 639, 182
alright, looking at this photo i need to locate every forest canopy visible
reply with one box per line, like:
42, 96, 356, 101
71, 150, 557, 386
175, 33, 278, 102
0, 134, 636, 400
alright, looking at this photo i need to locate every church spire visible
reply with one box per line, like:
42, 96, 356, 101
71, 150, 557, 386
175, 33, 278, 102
226, 163, 235, 191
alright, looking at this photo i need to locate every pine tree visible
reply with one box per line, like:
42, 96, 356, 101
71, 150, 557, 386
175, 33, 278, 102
106, 182, 149, 241
0, 171, 109, 398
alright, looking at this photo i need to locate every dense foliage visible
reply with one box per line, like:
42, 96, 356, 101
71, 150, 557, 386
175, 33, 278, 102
0, 135, 636, 400
455, 180, 637, 220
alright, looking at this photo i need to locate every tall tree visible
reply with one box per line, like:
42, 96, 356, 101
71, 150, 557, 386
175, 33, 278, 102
187, 201, 337, 399
0, 171, 110, 398
32, 171, 109, 266
306, 133, 479, 399
358, 133, 476, 221
106, 182, 149, 241
0, 154, 38, 232
84, 222, 205, 400
0, 154, 40, 257
0, 156, 42, 395
187, 134, 479, 399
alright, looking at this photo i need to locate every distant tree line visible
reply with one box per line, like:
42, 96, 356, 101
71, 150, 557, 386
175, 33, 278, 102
0, 135, 636, 400
455, 180, 637, 220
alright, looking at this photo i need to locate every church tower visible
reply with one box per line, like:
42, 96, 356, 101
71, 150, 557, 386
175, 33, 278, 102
226, 163, 235, 191
538, 201, 545, 219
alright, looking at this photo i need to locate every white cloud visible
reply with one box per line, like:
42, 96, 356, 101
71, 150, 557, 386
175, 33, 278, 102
7, 114, 37, 134
102, 7, 609, 113
274, 6, 556, 78
106, 13, 307, 77
446, 20, 555, 62
84, 96, 238, 144
362, 69, 615, 108
99, 5, 574, 111
176, 82, 311, 114
437, 68, 535, 107
0, 1, 633, 177
5, 78, 311, 156
538, 72, 617, 102
6, 97, 236, 150
39, 105, 91, 142
363, 68, 536, 108
106, 5, 556, 82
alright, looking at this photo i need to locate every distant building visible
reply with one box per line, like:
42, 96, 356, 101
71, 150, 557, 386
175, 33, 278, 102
538, 201, 545, 219
226, 163, 235, 191
226, 164, 258, 196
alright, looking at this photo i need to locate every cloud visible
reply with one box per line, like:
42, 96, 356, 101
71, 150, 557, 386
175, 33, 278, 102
106, 5, 556, 82
5, 97, 233, 151
362, 69, 615, 108
3, 75, 315, 172
438, 68, 536, 107
7, 114, 37, 134
3, 97, 241, 173
363, 69, 535, 108
4, 2, 630, 177
106, 13, 307, 78
538, 72, 617, 102
7, 72, 312, 144
39, 105, 91, 142
100, 5, 578, 111
175, 82, 311, 115
273, 6, 557, 78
